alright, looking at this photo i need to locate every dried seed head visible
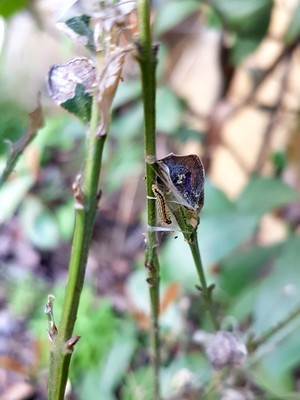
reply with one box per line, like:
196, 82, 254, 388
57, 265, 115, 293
171, 368, 200, 394
207, 331, 247, 370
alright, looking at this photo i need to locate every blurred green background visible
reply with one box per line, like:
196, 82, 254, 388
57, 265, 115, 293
1, 1, 300, 399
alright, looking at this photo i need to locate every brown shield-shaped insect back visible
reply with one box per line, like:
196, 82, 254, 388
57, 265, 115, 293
156, 153, 205, 214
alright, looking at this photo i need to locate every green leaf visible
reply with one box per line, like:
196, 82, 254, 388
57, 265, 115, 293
99, 326, 136, 396
203, 180, 234, 216
48, 58, 95, 123
126, 269, 150, 315
104, 140, 142, 192
73, 296, 119, 374
228, 284, 260, 320
253, 236, 300, 335
199, 211, 258, 268
251, 365, 294, 398
0, 100, 26, 155
156, 87, 183, 133
55, 201, 74, 241
154, 0, 200, 36
210, 0, 272, 37
174, 126, 204, 144
161, 181, 261, 288
0, 0, 31, 18
122, 367, 153, 400
230, 36, 261, 65
237, 178, 299, 216
20, 197, 60, 250
62, 84, 93, 123
284, 3, 300, 44
247, 237, 300, 385
127, 268, 184, 333
0, 175, 34, 224
161, 235, 197, 290
219, 243, 283, 296
79, 322, 136, 400
34, 116, 85, 151
160, 211, 257, 289
272, 150, 287, 177
112, 80, 141, 109
110, 103, 144, 139
7, 273, 47, 318
211, 0, 273, 63
262, 327, 300, 381
65, 15, 95, 52
200, 179, 263, 267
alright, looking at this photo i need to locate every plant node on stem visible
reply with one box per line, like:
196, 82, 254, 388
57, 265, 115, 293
137, 1, 161, 398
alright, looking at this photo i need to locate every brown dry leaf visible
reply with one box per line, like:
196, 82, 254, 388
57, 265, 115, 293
12, 104, 43, 153
160, 282, 181, 314
28, 104, 44, 137
96, 46, 132, 136
0, 104, 43, 187
131, 308, 150, 331
13, 104, 44, 151
25, 146, 40, 179
129, 283, 181, 330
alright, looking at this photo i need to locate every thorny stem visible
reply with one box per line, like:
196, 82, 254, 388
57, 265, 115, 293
188, 234, 220, 330
48, 96, 105, 400
175, 210, 219, 330
248, 302, 300, 352
137, 1, 161, 398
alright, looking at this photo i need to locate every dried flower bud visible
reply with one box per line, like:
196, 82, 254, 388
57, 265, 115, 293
171, 368, 201, 395
207, 331, 247, 370
72, 174, 85, 209
65, 336, 81, 353
44, 294, 57, 342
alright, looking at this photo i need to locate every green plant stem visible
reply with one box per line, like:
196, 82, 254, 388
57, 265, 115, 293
188, 233, 220, 330
137, 1, 161, 398
248, 302, 300, 352
48, 96, 105, 400
172, 206, 219, 330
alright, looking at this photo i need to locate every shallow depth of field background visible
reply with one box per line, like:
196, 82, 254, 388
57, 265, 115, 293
1, 1, 300, 399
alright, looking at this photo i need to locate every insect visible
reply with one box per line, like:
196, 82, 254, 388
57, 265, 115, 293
156, 153, 205, 214
151, 184, 172, 225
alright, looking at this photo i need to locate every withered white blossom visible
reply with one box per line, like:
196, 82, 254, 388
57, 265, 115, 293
207, 331, 247, 370
48, 58, 96, 104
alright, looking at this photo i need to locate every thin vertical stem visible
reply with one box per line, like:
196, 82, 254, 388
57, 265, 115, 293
188, 235, 220, 330
48, 96, 106, 400
137, 1, 161, 398
174, 211, 220, 331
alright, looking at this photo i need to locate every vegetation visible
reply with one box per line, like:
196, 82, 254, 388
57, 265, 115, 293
1, 1, 300, 399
